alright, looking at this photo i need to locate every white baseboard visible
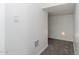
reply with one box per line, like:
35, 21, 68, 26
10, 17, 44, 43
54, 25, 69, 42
49, 37, 73, 42
37, 44, 48, 55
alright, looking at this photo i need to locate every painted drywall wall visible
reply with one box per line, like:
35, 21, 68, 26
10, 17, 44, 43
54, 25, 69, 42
48, 15, 73, 41
5, 3, 48, 55
0, 3, 5, 54
74, 4, 79, 55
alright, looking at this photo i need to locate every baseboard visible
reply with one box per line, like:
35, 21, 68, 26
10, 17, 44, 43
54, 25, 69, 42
48, 37, 73, 42
73, 43, 76, 55
37, 44, 48, 55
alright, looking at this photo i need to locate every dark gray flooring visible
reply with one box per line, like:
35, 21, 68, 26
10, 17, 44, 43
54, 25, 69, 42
41, 38, 74, 55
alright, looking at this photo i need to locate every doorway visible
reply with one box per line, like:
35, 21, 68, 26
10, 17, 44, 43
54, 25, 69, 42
41, 3, 75, 55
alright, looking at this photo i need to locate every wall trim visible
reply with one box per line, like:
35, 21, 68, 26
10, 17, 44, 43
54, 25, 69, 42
37, 44, 48, 55
48, 38, 73, 42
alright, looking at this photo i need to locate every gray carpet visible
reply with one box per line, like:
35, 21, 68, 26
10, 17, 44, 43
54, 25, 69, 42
41, 38, 74, 55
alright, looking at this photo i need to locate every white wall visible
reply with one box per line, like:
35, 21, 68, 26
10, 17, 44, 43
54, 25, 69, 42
48, 15, 73, 41
0, 3, 5, 54
5, 3, 48, 55
74, 4, 79, 54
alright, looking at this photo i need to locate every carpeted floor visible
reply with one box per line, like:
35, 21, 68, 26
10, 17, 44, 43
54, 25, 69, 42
41, 38, 74, 55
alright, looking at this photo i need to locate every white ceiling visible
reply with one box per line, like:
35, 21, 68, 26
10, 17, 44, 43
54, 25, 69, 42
43, 3, 75, 16
40, 3, 65, 8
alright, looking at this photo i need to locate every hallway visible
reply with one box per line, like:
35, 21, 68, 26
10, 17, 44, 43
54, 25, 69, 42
41, 38, 74, 55
0, 3, 78, 55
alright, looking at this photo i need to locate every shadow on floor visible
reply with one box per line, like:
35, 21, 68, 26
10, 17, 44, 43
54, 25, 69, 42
41, 38, 74, 55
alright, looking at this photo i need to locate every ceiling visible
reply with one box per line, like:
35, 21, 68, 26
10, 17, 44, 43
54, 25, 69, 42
40, 3, 65, 8
43, 3, 75, 16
